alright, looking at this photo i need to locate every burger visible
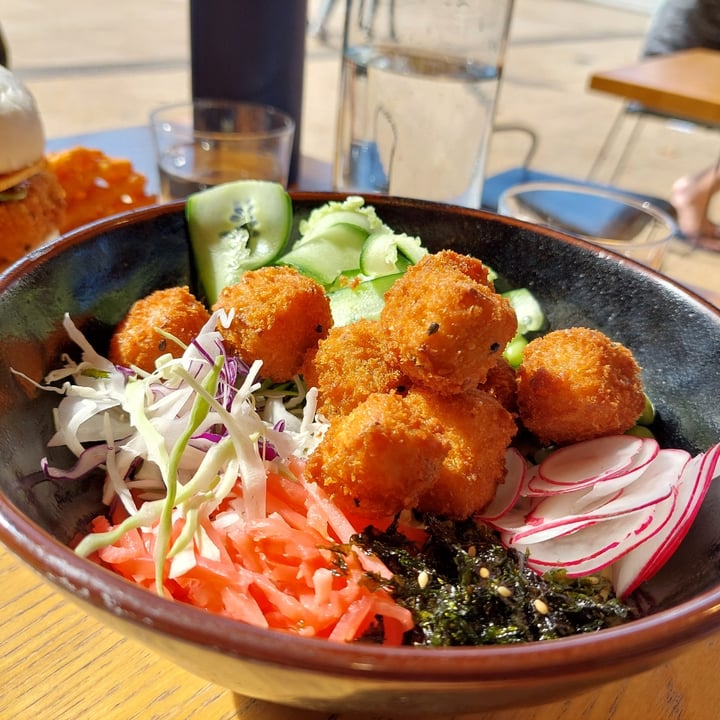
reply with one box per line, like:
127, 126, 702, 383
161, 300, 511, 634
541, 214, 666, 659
0, 65, 65, 271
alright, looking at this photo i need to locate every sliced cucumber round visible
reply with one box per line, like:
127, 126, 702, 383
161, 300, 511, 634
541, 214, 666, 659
328, 272, 403, 326
297, 209, 375, 245
502, 288, 546, 336
277, 222, 368, 286
296, 195, 382, 246
186, 180, 292, 304
359, 230, 427, 277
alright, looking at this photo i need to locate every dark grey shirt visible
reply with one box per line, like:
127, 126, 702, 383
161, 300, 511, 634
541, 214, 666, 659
642, 0, 720, 56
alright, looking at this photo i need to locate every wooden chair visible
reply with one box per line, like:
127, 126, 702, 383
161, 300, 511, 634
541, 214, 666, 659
587, 48, 720, 184
480, 124, 675, 219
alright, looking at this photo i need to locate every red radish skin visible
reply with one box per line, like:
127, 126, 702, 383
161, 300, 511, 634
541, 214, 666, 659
525, 449, 676, 526
515, 500, 675, 577
485, 436, 720, 598
612, 444, 720, 597
535, 435, 644, 487
475, 448, 527, 521
528, 436, 658, 495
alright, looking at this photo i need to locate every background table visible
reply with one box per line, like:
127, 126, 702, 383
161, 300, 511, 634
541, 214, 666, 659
589, 48, 720, 126
587, 48, 720, 187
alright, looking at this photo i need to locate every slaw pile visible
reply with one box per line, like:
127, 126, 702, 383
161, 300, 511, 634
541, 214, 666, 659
24, 311, 413, 643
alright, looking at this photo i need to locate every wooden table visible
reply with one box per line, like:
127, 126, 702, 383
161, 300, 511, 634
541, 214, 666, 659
2, 127, 719, 719
3, 527, 720, 720
589, 48, 720, 126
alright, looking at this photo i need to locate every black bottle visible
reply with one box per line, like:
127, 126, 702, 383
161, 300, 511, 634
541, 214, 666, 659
189, 0, 307, 185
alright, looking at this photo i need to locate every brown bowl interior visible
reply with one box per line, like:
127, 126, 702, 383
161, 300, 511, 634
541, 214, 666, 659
1, 193, 719, 714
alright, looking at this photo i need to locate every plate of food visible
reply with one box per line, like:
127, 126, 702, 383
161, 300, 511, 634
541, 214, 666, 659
0, 65, 156, 273
0, 181, 718, 715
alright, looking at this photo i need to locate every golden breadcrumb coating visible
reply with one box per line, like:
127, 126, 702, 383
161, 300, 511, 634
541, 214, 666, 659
304, 318, 410, 417
408, 387, 518, 519
108, 286, 211, 372
213, 265, 333, 383
516, 327, 645, 445
477, 357, 519, 413
305, 391, 448, 518
419, 248, 495, 288
380, 254, 517, 394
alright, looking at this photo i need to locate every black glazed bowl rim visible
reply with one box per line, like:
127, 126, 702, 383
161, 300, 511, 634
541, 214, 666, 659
1, 193, 720, 686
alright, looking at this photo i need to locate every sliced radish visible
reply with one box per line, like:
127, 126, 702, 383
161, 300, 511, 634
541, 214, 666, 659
476, 448, 527, 521
612, 444, 719, 597
643, 445, 719, 576
526, 448, 675, 525
503, 449, 677, 549
569, 437, 660, 504
484, 435, 720, 597
516, 500, 674, 577
536, 435, 644, 486
485, 496, 540, 537
506, 447, 690, 576
502, 516, 599, 546
529, 436, 657, 495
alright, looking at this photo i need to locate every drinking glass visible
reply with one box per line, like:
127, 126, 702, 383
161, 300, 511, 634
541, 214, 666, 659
150, 100, 295, 200
333, 0, 514, 208
498, 181, 677, 270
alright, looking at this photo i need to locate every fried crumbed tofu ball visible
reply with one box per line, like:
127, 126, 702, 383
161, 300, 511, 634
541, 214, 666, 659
380, 253, 517, 394
213, 265, 332, 383
108, 286, 211, 373
420, 249, 495, 288
304, 318, 410, 417
516, 327, 645, 445
477, 357, 518, 413
305, 392, 447, 518
407, 387, 517, 519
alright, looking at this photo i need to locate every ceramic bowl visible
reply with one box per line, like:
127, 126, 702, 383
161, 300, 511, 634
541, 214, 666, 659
1, 193, 719, 715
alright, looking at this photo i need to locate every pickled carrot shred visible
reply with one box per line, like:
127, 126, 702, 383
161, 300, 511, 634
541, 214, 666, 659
88, 463, 414, 643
